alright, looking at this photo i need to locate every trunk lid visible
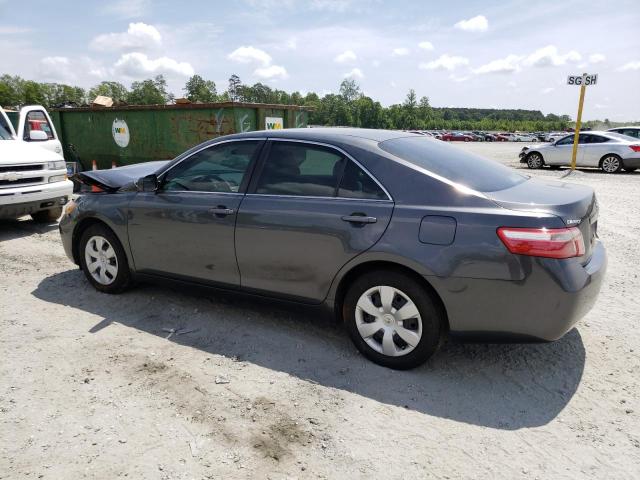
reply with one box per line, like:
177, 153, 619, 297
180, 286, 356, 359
487, 177, 598, 260
74, 160, 169, 192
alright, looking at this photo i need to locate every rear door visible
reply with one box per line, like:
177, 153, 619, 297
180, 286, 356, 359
127, 139, 263, 286
17, 106, 63, 155
580, 134, 611, 167
235, 140, 394, 303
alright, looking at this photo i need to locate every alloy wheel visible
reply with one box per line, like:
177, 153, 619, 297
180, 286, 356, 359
601, 156, 620, 173
84, 235, 118, 285
527, 153, 543, 169
355, 285, 423, 357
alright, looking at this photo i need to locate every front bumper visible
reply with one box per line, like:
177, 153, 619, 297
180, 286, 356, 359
0, 180, 73, 219
433, 240, 607, 341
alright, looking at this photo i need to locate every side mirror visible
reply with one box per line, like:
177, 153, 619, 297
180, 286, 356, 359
29, 130, 48, 141
137, 174, 159, 192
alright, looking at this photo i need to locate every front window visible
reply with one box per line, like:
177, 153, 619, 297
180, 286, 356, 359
379, 136, 527, 193
162, 141, 259, 193
0, 115, 13, 140
555, 136, 574, 146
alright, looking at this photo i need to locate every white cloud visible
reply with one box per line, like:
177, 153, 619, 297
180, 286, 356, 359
523, 45, 581, 67
254, 64, 288, 79
419, 54, 469, 71
449, 74, 470, 83
454, 15, 488, 33
90, 23, 162, 51
228, 46, 272, 66
114, 52, 194, 77
103, 0, 150, 18
372, 59, 381, 67
541, 87, 554, 94
334, 50, 357, 63
311, 0, 352, 12
0, 26, 32, 34
589, 53, 606, 64
418, 41, 434, 51
474, 54, 523, 74
392, 47, 410, 56
39, 56, 72, 82
343, 68, 364, 79
619, 60, 640, 71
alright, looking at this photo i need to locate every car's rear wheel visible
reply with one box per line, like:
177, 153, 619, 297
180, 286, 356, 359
343, 270, 444, 370
31, 207, 62, 223
526, 152, 544, 169
600, 154, 622, 173
79, 224, 131, 293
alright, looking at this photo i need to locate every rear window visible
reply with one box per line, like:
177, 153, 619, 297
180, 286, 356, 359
379, 136, 527, 193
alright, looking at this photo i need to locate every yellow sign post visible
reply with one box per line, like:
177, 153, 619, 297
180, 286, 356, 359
566, 73, 598, 172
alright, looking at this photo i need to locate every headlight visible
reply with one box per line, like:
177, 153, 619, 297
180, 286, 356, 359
48, 174, 67, 183
47, 160, 66, 170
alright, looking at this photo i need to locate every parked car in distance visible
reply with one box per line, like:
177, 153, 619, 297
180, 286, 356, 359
473, 131, 495, 142
519, 131, 640, 173
545, 132, 567, 142
607, 126, 640, 139
60, 128, 606, 370
512, 133, 538, 142
494, 133, 511, 142
0, 106, 73, 221
441, 132, 474, 142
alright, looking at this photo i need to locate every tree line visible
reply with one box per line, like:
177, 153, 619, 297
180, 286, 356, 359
1, 72, 631, 132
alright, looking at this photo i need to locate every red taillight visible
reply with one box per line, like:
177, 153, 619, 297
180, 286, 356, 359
497, 227, 585, 259
629, 145, 640, 152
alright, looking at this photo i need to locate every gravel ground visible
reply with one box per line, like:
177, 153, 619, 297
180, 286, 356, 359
1, 142, 638, 479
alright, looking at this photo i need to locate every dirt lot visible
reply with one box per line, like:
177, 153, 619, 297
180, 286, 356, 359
1, 142, 638, 479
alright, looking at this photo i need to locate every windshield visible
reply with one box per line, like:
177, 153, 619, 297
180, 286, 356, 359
379, 136, 528, 193
0, 116, 13, 140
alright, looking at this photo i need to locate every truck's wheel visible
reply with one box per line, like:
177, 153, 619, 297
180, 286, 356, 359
31, 207, 62, 223
79, 224, 131, 294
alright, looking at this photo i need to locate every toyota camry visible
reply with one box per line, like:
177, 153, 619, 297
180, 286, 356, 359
59, 128, 606, 369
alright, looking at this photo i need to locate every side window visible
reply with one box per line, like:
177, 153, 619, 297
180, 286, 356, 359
24, 111, 54, 141
578, 134, 591, 144
0, 114, 13, 138
556, 136, 574, 146
623, 129, 639, 139
338, 161, 388, 200
162, 141, 259, 193
255, 142, 344, 197
590, 135, 609, 144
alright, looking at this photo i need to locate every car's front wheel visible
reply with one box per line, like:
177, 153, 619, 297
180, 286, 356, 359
600, 154, 622, 173
79, 224, 131, 293
343, 270, 444, 370
526, 152, 544, 169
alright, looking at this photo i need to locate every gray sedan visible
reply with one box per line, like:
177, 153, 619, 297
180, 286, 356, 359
59, 129, 606, 369
520, 131, 640, 173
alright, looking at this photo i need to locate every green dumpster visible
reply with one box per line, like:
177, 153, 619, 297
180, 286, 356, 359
49, 102, 310, 170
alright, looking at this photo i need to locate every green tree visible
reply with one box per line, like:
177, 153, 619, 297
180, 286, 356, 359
183, 75, 217, 103
228, 74, 242, 102
42, 83, 86, 107
339, 78, 361, 103
127, 75, 173, 105
0, 74, 23, 108
88, 81, 129, 103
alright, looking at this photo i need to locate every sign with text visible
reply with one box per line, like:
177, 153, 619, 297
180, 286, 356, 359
567, 73, 598, 86
265, 117, 283, 130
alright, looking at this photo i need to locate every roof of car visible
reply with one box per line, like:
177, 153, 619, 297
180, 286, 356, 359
608, 126, 639, 130
225, 127, 414, 143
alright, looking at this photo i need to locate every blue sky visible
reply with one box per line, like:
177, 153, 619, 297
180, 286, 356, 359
1, 0, 639, 120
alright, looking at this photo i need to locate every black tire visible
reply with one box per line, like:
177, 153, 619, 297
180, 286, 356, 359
526, 152, 544, 169
31, 207, 62, 223
78, 223, 131, 294
343, 270, 444, 370
600, 154, 622, 173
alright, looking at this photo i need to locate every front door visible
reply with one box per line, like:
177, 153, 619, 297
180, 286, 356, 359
235, 140, 394, 303
545, 135, 583, 166
127, 139, 263, 286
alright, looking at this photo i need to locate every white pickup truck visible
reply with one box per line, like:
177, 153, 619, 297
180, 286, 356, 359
0, 105, 73, 222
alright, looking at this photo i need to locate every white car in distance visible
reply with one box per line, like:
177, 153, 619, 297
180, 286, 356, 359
519, 131, 640, 173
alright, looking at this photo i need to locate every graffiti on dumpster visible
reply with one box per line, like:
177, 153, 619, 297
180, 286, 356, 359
112, 118, 130, 148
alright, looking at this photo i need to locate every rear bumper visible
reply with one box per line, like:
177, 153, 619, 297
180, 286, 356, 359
432, 240, 607, 341
0, 180, 72, 219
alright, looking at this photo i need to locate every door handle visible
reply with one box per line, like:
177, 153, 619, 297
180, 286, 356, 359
341, 214, 377, 224
209, 206, 235, 216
